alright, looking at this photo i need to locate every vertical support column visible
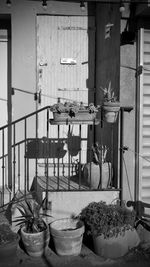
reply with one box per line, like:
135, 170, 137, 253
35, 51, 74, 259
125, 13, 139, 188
119, 108, 124, 201
7, 19, 12, 190
95, 3, 120, 186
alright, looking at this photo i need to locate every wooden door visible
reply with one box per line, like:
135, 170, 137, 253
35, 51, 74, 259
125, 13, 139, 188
36, 15, 95, 169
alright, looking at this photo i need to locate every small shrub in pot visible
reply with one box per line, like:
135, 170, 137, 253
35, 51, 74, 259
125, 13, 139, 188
79, 201, 140, 258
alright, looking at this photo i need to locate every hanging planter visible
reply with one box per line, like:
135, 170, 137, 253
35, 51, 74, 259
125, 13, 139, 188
100, 81, 120, 123
102, 102, 120, 123
50, 101, 99, 124
50, 218, 85, 256
53, 109, 97, 122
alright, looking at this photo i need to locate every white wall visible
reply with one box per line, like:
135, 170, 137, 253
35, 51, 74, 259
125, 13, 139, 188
0, 0, 87, 120
46, 191, 119, 221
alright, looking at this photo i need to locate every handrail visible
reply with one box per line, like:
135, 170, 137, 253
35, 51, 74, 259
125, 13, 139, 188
0, 139, 26, 160
0, 105, 51, 206
0, 105, 51, 131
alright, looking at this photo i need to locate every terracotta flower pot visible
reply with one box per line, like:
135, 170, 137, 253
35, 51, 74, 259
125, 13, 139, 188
93, 228, 140, 259
50, 218, 85, 256
102, 102, 120, 123
21, 225, 50, 257
83, 162, 112, 189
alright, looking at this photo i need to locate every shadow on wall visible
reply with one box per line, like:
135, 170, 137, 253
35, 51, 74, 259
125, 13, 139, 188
25, 137, 67, 159
25, 134, 82, 159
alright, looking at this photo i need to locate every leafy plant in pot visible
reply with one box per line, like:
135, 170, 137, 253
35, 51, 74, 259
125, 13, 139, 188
0, 220, 18, 262
50, 101, 99, 123
14, 199, 51, 257
101, 81, 120, 123
79, 201, 140, 259
83, 142, 113, 189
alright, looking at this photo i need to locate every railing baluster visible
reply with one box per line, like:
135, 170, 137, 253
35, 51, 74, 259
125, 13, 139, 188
57, 125, 60, 190
119, 108, 124, 201
13, 124, 16, 196
24, 118, 27, 194
2, 129, 5, 205
27, 158, 29, 192
5, 157, 11, 203
111, 124, 114, 188
68, 125, 70, 190
45, 108, 49, 209
35, 112, 38, 185
78, 125, 82, 190
18, 144, 20, 192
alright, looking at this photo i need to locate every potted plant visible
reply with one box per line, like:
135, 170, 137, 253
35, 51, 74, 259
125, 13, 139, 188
79, 201, 140, 259
83, 142, 112, 189
50, 101, 99, 123
101, 81, 120, 123
50, 217, 85, 256
14, 199, 51, 257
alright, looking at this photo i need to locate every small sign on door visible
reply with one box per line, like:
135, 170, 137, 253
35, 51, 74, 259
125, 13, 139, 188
60, 58, 77, 65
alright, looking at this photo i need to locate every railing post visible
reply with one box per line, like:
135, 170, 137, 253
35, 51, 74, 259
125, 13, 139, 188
8, 123, 12, 190
119, 108, 124, 201
119, 106, 133, 201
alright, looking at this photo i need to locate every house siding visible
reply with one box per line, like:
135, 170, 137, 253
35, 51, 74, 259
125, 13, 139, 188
139, 29, 150, 204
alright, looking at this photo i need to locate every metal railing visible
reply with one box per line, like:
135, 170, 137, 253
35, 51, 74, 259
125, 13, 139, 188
0, 106, 133, 208
0, 106, 50, 206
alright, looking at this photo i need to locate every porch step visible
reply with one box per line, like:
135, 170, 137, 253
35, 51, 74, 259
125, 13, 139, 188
30, 176, 89, 202
30, 175, 88, 207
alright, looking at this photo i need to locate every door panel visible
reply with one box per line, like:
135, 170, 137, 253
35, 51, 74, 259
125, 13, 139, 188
36, 15, 95, 169
37, 15, 95, 129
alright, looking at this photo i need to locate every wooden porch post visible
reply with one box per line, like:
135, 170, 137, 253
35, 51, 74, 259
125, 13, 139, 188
7, 19, 12, 190
95, 3, 121, 187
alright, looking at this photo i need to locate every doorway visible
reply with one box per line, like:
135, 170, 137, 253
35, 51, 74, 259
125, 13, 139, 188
36, 14, 96, 172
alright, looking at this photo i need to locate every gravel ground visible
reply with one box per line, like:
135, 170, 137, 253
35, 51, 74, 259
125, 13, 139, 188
1, 212, 150, 267
1, 242, 150, 267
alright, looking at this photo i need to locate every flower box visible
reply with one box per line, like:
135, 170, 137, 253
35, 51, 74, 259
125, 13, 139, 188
50, 101, 99, 124
53, 109, 98, 122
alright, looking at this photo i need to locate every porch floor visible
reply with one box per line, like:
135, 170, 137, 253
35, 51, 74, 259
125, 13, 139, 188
34, 176, 118, 191
36, 175, 89, 191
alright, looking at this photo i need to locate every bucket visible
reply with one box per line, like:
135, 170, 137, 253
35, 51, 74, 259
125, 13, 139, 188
50, 218, 85, 256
